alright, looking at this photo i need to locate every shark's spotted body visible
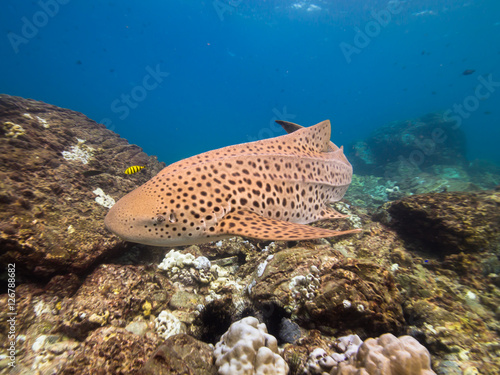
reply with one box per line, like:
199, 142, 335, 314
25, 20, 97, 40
105, 120, 360, 246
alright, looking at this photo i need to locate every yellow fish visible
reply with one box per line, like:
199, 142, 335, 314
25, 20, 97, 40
124, 166, 145, 175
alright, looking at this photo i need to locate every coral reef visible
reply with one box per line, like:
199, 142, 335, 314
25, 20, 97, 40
0, 94, 165, 277
60, 326, 159, 375
344, 112, 500, 214
61, 139, 94, 164
0, 97, 499, 374
141, 334, 217, 374
247, 244, 405, 337
303, 334, 362, 374
380, 190, 500, 255
348, 112, 467, 177
58, 264, 174, 340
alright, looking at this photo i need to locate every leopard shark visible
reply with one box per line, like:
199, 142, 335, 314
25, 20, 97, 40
104, 120, 360, 246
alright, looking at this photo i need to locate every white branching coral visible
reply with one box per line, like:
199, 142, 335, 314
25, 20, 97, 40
158, 250, 211, 273
288, 266, 321, 312
158, 249, 214, 285
93, 188, 115, 209
154, 310, 186, 340
62, 139, 94, 164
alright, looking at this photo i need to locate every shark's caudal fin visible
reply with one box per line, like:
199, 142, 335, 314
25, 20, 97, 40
217, 209, 361, 241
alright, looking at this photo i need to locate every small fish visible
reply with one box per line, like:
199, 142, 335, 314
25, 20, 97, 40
105, 120, 361, 246
462, 69, 475, 75
124, 166, 145, 175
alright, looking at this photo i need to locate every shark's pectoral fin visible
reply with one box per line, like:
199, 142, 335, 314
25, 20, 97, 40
318, 206, 348, 220
217, 209, 361, 241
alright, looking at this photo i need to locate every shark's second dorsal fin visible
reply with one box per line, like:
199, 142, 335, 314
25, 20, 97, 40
217, 209, 361, 241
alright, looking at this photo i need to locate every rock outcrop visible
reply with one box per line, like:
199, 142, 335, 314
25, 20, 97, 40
0, 94, 165, 277
348, 112, 466, 177
380, 190, 500, 255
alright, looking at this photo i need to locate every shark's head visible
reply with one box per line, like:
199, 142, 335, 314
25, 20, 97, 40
104, 185, 163, 246
104, 180, 228, 246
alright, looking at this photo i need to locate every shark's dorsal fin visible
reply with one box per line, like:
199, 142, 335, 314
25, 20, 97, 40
281, 120, 331, 153
217, 209, 360, 241
276, 120, 348, 159
161, 120, 334, 176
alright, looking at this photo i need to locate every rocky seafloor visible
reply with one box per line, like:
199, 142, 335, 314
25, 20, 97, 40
0, 94, 499, 374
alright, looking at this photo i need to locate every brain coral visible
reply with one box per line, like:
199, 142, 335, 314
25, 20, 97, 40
214, 316, 288, 375
332, 333, 436, 375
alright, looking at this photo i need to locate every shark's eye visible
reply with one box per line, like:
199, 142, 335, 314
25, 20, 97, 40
154, 215, 166, 224
169, 212, 177, 223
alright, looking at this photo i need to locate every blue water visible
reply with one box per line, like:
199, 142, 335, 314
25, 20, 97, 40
1, 0, 499, 165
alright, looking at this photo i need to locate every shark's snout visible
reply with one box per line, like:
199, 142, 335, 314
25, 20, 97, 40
104, 197, 132, 239
104, 187, 158, 244
104, 202, 123, 236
